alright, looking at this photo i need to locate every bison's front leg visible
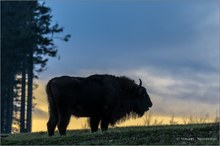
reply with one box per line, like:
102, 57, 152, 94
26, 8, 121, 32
57, 113, 71, 136
89, 117, 100, 132
101, 118, 109, 132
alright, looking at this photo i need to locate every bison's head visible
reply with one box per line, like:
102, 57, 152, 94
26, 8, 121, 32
131, 79, 152, 117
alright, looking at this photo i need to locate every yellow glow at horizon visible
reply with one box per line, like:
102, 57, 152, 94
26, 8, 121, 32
32, 114, 185, 132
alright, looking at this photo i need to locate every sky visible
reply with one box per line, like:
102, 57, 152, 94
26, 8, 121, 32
32, 0, 219, 132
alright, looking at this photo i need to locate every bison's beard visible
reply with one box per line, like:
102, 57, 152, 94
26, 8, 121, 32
134, 107, 149, 117
110, 110, 146, 126
109, 101, 149, 126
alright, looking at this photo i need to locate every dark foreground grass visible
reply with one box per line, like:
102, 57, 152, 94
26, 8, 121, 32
1, 123, 219, 145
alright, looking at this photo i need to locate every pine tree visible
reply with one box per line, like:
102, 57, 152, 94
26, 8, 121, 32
1, 0, 70, 133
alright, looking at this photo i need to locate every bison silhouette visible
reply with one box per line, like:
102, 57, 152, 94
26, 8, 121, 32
46, 74, 152, 136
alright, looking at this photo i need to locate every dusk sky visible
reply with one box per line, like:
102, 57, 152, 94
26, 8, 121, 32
32, 0, 219, 132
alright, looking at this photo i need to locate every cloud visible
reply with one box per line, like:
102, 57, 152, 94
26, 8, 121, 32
133, 68, 219, 118
33, 107, 48, 120
33, 80, 48, 120
42, 0, 219, 76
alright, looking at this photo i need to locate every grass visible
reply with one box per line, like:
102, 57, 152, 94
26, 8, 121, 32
1, 123, 219, 145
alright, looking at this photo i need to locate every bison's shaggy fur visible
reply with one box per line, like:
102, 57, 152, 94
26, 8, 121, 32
46, 74, 152, 136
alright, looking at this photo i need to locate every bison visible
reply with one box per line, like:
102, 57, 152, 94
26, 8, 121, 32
46, 74, 152, 136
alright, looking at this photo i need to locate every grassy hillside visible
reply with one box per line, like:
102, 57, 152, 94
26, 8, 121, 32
1, 123, 219, 145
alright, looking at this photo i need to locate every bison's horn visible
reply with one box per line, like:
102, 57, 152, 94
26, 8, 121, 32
139, 79, 142, 87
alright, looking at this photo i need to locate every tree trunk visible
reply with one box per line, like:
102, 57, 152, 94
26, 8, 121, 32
26, 47, 33, 132
20, 62, 26, 132
6, 73, 14, 133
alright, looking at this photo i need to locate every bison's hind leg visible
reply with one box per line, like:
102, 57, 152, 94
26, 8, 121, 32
47, 112, 58, 136
57, 113, 71, 136
89, 117, 100, 132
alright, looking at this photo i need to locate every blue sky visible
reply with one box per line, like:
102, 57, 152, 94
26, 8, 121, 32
36, 0, 219, 120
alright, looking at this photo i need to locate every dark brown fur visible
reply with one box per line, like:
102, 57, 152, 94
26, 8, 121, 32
46, 74, 152, 136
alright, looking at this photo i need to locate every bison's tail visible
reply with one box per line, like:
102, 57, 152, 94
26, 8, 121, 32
46, 79, 58, 119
